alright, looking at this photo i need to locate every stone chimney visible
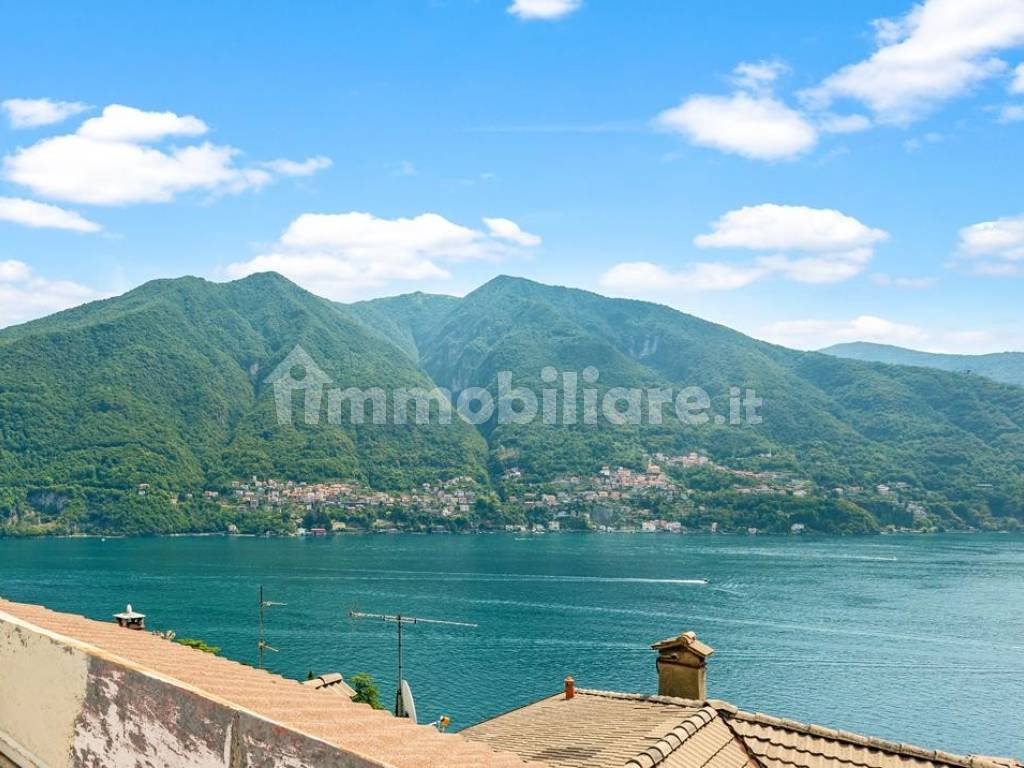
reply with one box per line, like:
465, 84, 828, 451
651, 631, 713, 699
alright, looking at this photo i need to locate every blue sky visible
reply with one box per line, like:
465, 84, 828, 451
1, 0, 1023, 352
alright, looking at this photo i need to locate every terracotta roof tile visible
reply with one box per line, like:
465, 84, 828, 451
0, 598, 541, 768
720, 708, 1022, 768
463, 688, 759, 768
461, 686, 1020, 768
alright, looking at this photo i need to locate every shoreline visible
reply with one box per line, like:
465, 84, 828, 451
1, 527, 1016, 541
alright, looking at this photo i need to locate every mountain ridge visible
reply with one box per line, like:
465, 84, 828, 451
821, 342, 1024, 387
2, 272, 1023, 534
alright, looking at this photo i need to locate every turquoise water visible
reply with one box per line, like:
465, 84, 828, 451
1, 533, 1022, 757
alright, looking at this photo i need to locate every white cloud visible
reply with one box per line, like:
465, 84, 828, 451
659, 3, 1024, 155
871, 17, 910, 47
958, 213, 1024, 273
0, 260, 98, 327
817, 113, 873, 134
2, 98, 89, 128
483, 217, 542, 246
277, 212, 479, 259
730, 60, 790, 93
2, 104, 326, 206
759, 315, 929, 350
694, 203, 888, 253
655, 91, 817, 161
601, 204, 888, 297
507, 0, 581, 20
0, 260, 31, 281
655, 59, 819, 161
756, 249, 874, 284
260, 156, 333, 177
758, 315, 1011, 353
997, 104, 1024, 122
4, 135, 270, 205
600, 260, 767, 293
227, 211, 540, 297
803, 0, 1024, 124
77, 104, 207, 142
0, 196, 102, 232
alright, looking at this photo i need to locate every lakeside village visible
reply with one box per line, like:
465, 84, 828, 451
182, 452, 937, 536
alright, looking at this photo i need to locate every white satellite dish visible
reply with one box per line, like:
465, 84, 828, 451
399, 679, 417, 724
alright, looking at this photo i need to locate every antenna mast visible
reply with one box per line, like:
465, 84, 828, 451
348, 611, 477, 717
258, 585, 286, 669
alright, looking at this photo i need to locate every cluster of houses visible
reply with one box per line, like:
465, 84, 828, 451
507, 463, 677, 512
189, 451, 932, 535
226, 476, 480, 520
655, 452, 815, 496
507, 454, 815, 513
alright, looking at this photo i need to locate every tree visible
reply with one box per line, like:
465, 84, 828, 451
175, 637, 220, 654
349, 672, 383, 709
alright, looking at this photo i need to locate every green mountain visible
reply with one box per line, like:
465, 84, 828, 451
821, 342, 1024, 387
0, 274, 487, 533
2, 273, 1023, 534
358, 277, 1024, 529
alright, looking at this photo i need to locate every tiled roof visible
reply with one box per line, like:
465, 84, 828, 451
0, 598, 539, 768
462, 689, 759, 768
462, 688, 1021, 768
721, 707, 1021, 768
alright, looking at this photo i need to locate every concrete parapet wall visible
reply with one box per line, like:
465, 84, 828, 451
0, 611, 387, 768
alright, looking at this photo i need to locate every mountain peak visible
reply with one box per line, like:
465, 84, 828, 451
469, 274, 582, 301
473, 274, 540, 292
480, 274, 534, 286
231, 271, 299, 288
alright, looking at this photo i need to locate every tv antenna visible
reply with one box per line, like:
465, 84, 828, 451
258, 585, 286, 669
348, 611, 477, 718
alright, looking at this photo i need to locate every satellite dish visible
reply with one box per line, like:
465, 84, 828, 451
400, 679, 417, 724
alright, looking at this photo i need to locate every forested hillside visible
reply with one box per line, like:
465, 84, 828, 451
2, 273, 1023, 534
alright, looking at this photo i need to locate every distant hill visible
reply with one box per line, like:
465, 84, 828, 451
821, 342, 1024, 387
2, 273, 1024, 534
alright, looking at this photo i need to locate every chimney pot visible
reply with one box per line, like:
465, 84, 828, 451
651, 631, 713, 699
564, 676, 575, 700
113, 604, 146, 630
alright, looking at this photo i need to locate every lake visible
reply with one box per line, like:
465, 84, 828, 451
1, 532, 1021, 757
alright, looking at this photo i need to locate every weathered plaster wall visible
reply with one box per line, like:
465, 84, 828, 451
238, 716, 389, 768
0, 612, 387, 768
71, 657, 232, 768
0, 615, 88, 768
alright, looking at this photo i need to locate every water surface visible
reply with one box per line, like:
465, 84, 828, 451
1, 533, 1021, 757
